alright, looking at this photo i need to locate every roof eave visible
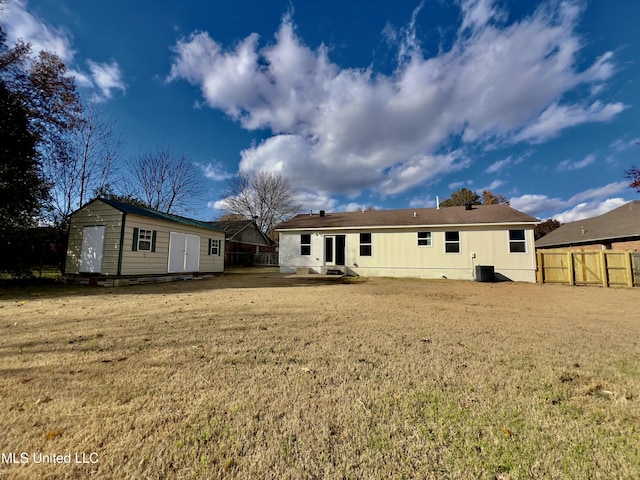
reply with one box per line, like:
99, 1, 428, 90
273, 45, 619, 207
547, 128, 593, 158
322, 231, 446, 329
276, 221, 538, 232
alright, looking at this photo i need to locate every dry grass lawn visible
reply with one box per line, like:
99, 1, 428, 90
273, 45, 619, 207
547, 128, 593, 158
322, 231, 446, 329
1, 270, 639, 479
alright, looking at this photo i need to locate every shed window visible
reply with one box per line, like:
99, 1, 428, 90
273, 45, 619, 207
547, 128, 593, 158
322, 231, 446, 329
300, 234, 311, 256
132, 228, 156, 252
418, 231, 432, 247
209, 238, 221, 256
509, 229, 526, 253
360, 233, 372, 256
445, 231, 460, 253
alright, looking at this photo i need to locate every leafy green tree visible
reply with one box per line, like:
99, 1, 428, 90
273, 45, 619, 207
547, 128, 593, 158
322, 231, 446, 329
441, 188, 510, 207
534, 218, 561, 240
440, 188, 481, 207
482, 189, 510, 205
0, 81, 46, 274
0, 24, 82, 274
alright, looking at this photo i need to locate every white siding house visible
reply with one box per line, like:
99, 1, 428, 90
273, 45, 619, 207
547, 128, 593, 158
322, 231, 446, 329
276, 205, 539, 283
66, 198, 225, 277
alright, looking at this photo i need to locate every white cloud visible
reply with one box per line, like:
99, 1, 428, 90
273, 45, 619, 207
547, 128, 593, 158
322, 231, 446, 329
486, 157, 511, 173
610, 137, 640, 152
514, 101, 626, 144
168, 1, 624, 201
198, 162, 233, 181
87, 60, 126, 100
409, 196, 436, 208
556, 154, 596, 171
511, 181, 629, 217
1, 1, 126, 101
554, 198, 627, 223
2, 0, 75, 62
482, 180, 505, 191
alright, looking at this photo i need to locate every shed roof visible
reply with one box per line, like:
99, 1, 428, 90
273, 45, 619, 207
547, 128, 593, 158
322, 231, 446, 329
536, 201, 640, 248
275, 204, 539, 231
89, 198, 224, 233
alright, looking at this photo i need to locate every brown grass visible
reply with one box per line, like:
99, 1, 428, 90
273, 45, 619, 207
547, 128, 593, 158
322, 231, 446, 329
1, 271, 639, 479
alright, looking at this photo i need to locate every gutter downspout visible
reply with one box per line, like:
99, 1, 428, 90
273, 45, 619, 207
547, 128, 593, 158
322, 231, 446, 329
117, 211, 127, 276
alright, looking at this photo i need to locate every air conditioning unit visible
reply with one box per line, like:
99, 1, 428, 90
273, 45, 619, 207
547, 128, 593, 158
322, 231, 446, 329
475, 265, 495, 282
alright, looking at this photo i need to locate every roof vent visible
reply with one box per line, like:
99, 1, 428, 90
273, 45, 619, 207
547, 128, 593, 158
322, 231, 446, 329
413, 211, 417, 217
319, 210, 325, 217
465, 203, 473, 210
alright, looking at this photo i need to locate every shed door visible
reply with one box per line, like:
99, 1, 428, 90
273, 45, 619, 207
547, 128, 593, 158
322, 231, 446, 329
79, 226, 105, 273
185, 234, 200, 272
168, 232, 200, 273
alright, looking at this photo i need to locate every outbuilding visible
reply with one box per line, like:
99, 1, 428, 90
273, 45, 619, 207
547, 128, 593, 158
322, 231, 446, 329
65, 198, 225, 277
275, 204, 539, 282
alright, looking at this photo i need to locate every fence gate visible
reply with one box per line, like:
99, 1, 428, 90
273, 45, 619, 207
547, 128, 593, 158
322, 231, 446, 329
537, 249, 636, 288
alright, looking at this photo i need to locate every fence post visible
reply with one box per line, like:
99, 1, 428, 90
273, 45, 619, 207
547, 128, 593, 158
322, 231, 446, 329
567, 251, 575, 286
625, 251, 634, 288
536, 250, 543, 284
599, 251, 608, 288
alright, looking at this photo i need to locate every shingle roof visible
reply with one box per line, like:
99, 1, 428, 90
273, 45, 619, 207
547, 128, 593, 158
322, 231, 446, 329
209, 219, 275, 245
536, 201, 640, 248
94, 198, 224, 232
275, 204, 539, 230
210, 219, 255, 237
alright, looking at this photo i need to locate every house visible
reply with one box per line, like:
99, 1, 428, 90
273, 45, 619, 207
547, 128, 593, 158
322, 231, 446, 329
275, 204, 539, 282
536, 201, 640, 251
65, 198, 225, 277
209, 219, 277, 266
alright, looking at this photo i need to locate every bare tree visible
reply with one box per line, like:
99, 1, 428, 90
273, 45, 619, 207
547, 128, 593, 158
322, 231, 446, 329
127, 145, 203, 214
46, 102, 120, 224
219, 170, 302, 236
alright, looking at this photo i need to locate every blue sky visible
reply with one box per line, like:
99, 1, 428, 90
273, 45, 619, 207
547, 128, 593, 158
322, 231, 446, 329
2, 0, 639, 222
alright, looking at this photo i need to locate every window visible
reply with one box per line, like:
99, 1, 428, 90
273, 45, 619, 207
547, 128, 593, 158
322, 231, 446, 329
209, 238, 221, 256
417, 231, 432, 247
445, 231, 460, 253
509, 229, 526, 253
132, 228, 155, 252
360, 233, 372, 256
300, 234, 311, 256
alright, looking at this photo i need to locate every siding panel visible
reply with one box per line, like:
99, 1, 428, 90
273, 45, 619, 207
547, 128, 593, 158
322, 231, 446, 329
65, 202, 123, 275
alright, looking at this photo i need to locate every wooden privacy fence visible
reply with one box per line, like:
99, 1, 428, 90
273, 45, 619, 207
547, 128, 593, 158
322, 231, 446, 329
536, 249, 639, 288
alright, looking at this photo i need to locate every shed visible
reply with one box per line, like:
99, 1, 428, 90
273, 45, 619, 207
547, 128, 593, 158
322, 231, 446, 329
65, 198, 225, 277
209, 219, 277, 266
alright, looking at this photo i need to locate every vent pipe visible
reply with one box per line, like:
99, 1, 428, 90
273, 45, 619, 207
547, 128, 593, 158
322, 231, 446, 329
436, 196, 440, 209
320, 210, 325, 217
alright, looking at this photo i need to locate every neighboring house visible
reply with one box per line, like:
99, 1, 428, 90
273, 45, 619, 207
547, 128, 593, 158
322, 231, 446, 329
209, 219, 277, 266
536, 201, 640, 251
66, 198, 225, 276
275, 204, 539, 282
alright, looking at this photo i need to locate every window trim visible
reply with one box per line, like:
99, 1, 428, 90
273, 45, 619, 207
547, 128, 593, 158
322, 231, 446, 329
509, 229, 527, 253
444, 231, 460, 254
300, 234, 311, 256
359, 232, 372, 257
417, 231, 432, 247
209, 238, 221, 256
135, 228, 154, 252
